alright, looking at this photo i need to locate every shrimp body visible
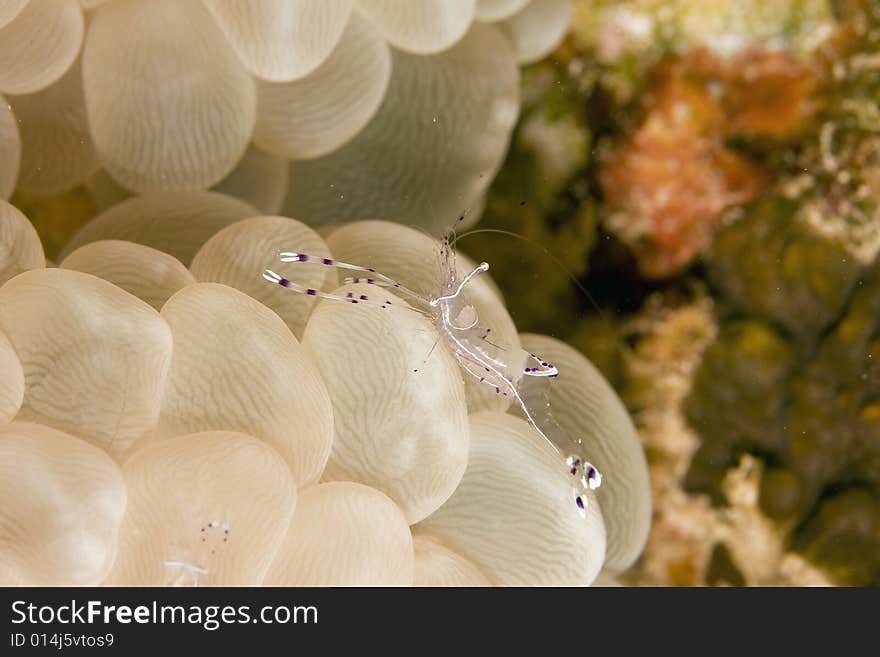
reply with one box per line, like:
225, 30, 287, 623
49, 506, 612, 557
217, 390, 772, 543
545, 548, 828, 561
263, 229, 602, 514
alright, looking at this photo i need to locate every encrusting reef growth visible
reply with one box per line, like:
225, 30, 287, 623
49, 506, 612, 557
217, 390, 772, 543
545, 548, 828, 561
0, 0, 652, 587
466, 0, 879, 585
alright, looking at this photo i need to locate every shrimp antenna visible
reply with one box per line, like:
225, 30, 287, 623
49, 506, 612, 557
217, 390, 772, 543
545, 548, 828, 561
453, 227, 606, 318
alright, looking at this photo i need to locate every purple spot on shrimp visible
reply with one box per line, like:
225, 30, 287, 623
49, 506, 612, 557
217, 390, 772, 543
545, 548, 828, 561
279, 278, 291, 288
322, 258, 333, 265
297, 254, 309, 262
306, 289, 317, 296
576, 497, 585, 510
346, 292, 353, 298
367, 278, 374, 284
359, 295, 368, 300
367, 268, 375, 273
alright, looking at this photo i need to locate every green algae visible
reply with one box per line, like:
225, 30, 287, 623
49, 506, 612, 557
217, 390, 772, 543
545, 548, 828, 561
709, 198, 864, 345
685, 263, 880, 583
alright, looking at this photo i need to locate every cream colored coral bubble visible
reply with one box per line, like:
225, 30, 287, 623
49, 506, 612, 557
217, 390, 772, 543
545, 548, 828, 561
190, 216, 336, 339
475, 0, 529, 21
83, 0, 256, 192
0, 329, 24, 423
212, 144, 289, 215
0, 0, 83, 95
60, 191, 259, 266
0, 268, 173, 455
519, 333, 651, 574
204, 0, 353, 82
592, 573, 624, 586
0, 201, 44, 285
88, 148, 289, 216
7, 56, 100, 196
326, 220, 520, 414
356, 0, 475, 54
0, 0, 28, 28
158, 283, 334, 486
0, 95, 20, 199
302, 282, 469, 524
413, 533, 491, 586
0, 422, 126, 586
61, 240, 195, 311
254, 10, 391, 160
418, 411, 607, 586
501, 0, 572, 64
105, 431, 297, 586
283, 23, 519, 234
264, 481, 413, 586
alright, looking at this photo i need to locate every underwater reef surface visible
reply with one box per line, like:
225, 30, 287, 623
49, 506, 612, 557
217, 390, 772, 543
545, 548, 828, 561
465, 0, 880, 585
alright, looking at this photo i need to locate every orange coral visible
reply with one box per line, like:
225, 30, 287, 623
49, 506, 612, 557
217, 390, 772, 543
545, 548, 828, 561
601, 48, 820, 279
724, 49, 822, 141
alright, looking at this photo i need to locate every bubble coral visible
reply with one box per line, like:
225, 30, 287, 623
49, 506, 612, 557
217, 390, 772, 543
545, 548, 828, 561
82, 0, 257, 193
7, 55, 98, 197
0, 0, 654, 586
156, 283, 334, 487
0, 96, 20, 200
418, 411, 606, 585
0, 421, 126, 586
0, 200, 44, 284
0, 203, 649, 586
283, 22, 520, 234
0, 0, 575, 236
0, 0, 83, 96
263, 481, 413, 587
106, 430, 297, 586
0, 268, 172, 455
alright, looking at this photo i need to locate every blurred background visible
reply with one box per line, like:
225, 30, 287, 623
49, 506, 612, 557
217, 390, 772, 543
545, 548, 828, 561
463, 0, 880, 586
8, 0, 879, 586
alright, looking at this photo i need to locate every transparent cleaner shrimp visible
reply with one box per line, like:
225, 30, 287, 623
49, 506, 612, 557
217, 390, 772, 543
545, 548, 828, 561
162, 520, 230, 587
262, 220, 602, 515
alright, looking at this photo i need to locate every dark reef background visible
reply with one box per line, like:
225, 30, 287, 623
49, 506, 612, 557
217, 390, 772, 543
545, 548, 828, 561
462, 0, 880, 586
